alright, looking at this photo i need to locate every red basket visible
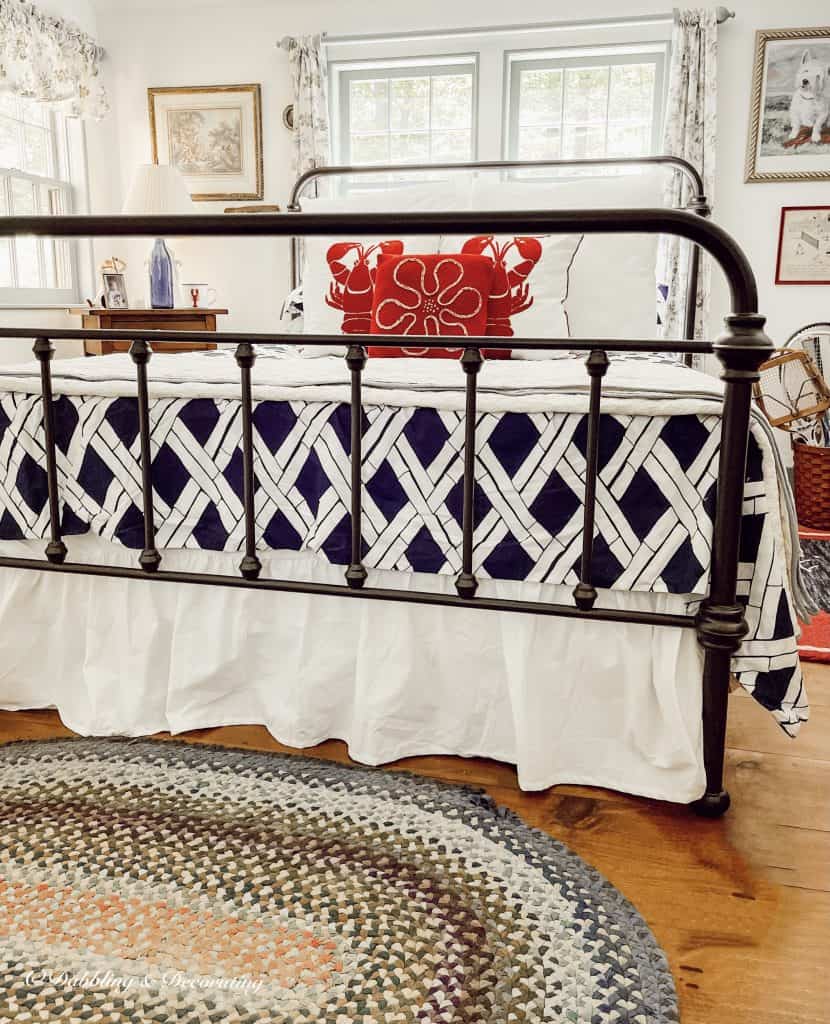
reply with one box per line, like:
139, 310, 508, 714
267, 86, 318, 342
793, 442, 830, 531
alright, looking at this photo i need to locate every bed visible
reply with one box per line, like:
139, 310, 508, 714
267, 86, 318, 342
0, 157, 811, 816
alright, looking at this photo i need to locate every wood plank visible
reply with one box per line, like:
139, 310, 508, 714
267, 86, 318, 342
728, 688, 829, 762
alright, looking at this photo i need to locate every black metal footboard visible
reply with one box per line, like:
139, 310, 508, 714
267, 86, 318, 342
0, 207, 773, 816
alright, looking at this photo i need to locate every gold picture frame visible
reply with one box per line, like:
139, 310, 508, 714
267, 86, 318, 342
148, 83, 263, 202
746, 26, 830, 183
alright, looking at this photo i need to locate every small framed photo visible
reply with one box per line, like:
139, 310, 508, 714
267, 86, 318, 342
102, 272, 129, 309
776, 206, 830, 284
746, 27, 830, 183
148, 83, 263, 201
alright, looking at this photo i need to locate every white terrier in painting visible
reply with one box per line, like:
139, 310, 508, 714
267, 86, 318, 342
790, 49, 830, 144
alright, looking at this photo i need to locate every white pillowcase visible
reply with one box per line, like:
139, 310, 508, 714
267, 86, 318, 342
298, 182, 468, 352
437, 232, 582, 355
471, 172, 665, 343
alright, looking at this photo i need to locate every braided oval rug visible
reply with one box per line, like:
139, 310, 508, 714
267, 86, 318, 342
0, 739, 678, 1023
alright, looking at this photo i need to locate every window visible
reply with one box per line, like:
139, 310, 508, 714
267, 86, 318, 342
506, 45, 667, 163
327, 27, 670, 187
332, 56, 477, 168
0, 94, 77, 303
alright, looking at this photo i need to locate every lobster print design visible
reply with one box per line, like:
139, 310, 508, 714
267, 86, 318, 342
461, 236, 543, 336
325, 241, 404, 334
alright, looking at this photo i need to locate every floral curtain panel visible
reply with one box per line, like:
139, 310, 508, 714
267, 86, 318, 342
0, 0, 108, 118
657, 8, 717, 343
279, 34, 330, 196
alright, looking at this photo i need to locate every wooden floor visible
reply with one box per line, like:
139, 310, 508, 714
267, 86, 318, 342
0, 665, 827, 1024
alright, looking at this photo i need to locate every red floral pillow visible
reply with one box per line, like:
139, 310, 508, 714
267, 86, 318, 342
368, 253, 509, 359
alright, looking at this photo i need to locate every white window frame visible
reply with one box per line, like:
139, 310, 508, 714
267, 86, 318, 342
330, 54, 479, 174
325, 19, 672, 184
504, 42, 669, 165
0, 105, 83, 307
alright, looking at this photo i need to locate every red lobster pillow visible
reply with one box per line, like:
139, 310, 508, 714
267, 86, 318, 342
368, 253, 509, 359
326, 241, 404, 335
460, 236, 543, 336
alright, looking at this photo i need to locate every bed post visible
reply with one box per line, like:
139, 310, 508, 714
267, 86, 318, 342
692, 313, 773, 817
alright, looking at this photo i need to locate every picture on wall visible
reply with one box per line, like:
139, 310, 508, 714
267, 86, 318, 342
746, 27, 830, 182
148, 84, 263, 201
776, 206, 830, 284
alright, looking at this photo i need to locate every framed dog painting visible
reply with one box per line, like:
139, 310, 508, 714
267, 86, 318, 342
746, 27, 830, 183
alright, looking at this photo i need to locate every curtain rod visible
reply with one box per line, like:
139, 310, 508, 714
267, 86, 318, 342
319, 9, 735, 47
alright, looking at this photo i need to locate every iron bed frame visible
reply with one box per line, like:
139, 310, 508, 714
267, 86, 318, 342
0, 188, 771, 820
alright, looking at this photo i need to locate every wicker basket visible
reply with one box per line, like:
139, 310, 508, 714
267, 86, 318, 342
793, 441, 830, 530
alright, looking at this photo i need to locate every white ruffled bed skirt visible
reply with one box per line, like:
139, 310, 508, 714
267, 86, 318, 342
0, 536, 706, 802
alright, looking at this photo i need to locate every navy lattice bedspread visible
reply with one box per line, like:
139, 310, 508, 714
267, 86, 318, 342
0, 385, 806, 734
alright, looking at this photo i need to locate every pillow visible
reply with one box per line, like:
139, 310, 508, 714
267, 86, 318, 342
470, 173, 665, 342
368, 253, 508, 359
299, 182, 468, 350
439, 229, 582, 352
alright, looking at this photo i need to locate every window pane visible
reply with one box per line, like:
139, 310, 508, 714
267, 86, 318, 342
10, 176, 36, 214
349, 80, 388, 132
10, 177, 40, 287
606, 122, 652, 157
390, 77, 429, 131
23, 125, 50, 175
431, 74, 472, 129
0, 116, 21, 168
390, 132, 430, 163
350, 132, 390, 164
519, 69, 563, 126
562, 124, 606, 159
343, 64, 475, 170
608, 64, 655, 124
15, 237, 40, 287
430, 129, 472, 162
564, 66, 610, 124
517, 125, 562, 160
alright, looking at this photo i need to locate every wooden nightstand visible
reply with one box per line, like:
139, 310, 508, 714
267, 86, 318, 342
70, 307, 228, 356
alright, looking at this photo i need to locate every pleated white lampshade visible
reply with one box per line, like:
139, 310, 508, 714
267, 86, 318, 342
122, 164, 195, 215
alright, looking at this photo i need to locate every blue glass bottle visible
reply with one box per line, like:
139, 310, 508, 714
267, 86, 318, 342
149, 237, 174, 308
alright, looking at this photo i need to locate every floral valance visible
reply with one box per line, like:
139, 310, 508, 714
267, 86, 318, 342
0, 0, 108, 118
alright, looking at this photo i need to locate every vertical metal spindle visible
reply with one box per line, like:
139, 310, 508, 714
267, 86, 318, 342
32, 337, 66, 564
235, 341, 262, 580
345, 343, 368, 588
573, 349, 609, 611
683, 194, 712, 367
129, 339, 161, 573
456, 347, 483, 599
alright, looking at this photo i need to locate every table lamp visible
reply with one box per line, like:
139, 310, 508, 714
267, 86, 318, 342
122, 164, 194, 308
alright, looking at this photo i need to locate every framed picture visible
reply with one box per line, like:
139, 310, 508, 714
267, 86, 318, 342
102, 272, 129, 309
776, 206, 830, 284
746, 27, 830, 183
148, 84, 263, 201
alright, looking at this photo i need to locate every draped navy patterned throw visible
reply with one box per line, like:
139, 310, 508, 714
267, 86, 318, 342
0, 739, 679, 1023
